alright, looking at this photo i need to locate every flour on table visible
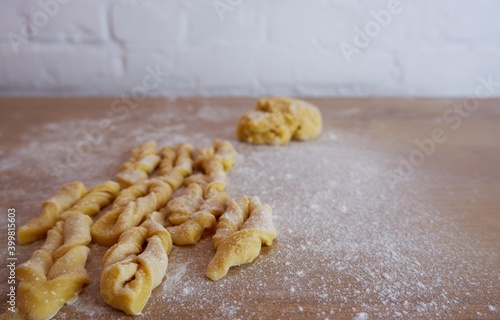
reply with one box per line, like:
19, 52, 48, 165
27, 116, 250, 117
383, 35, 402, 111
1, 103, 498, 319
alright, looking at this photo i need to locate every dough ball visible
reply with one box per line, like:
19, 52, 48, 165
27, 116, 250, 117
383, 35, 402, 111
237, 97, 323, 145
237, 111, 292, 145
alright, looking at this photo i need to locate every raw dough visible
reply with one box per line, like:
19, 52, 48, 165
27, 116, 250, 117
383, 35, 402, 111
100, 221, 172, 315
237, 97, 323, 145
59, 180, 120, 220
92, 144, 194, 246
91, 179, 173, 247
167, 191, 228, 245
18, 182, 87, 244
17, 213, 92, 320
206, 196, 276, 281
166, 140, 235, 245
116, 141, 161, 188
193, 140, 236, 197
157, 143, 194, 190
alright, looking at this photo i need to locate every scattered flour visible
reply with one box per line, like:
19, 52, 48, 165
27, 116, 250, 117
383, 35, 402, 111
0, 102, 498, 319
353, 312, 369, 320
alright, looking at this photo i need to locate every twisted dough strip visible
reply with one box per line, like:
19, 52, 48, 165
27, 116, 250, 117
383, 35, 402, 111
59, 180, 120, 220
157, 143, 194, 190
206, 196, 276, 281
167, 189, 228, 245
144, 207, 169, 226
91, 179, 172, 246
100, 220, 172, 315
117, 141, 161, 188
18, 182, 87, 244
167, 183, 204, 225
193, 140, 236, 197
17, 212, 93, 320
166, 141, 236, 245
91, 144, 194, 246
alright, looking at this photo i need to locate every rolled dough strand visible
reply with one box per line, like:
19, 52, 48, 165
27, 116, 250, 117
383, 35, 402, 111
92, 174, 176, 246
212, 140, 237, 171
112, 178, 152, 208
173, 143, 195, 177
184, 172, 209, 189
206, 196, 277, 281
144, 207, 169, 225
159, 145, 177, 175
53, 212, 93, 259
161, 141, 234, 245
158, 143, 194, 190
18, 182, 87, 244
117, 141, 161, 188
194, 140, 236, 197
17, 213, 92, 320
212, 196, 250, 249
100, 220, 172, 315
159, 143, 194, 176
167, 191, 228, 245
59, 180, 120, 220
167, 183, 205, 225
91, 179, 173, 247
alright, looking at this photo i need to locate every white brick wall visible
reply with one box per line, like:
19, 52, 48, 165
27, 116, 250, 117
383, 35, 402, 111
1, 0, 499, 97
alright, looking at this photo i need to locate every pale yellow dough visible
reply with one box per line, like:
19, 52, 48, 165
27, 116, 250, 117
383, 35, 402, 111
17, 212, 93, 320
156, 143, 194, 190
18, 182, 87, 244
91, 178, 173, 246
100, 221, 172, 315
92, 144, 194, 246
237, 97, 323, 145
116, 141, 161, 188
59, 180, 120, 220
206, 196, 276, 281
167, 140, 236, 245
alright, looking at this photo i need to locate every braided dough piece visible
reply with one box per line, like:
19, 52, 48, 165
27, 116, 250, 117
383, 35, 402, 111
237, 97, 323, 145
59, 180, 120, 220
145, 207, 169, 225
160, 143, 194, 177
164, 141, 235, 245
17, 213, 92, 320
100, 221, 172, 315
167, 183, 205, 225
194, 140, 236, 197
91, 179, 173, 246
212, 196, 250, 249
206, 196, 276, 281
166, 190, 228, 245
117, 141, 161, 188
18, 182, 87, 244
157, 143, 194, 190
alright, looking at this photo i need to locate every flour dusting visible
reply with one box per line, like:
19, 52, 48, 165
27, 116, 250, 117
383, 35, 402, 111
0, 102, 498, 319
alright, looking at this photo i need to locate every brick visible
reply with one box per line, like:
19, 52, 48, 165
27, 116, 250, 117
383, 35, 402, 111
255, 46, 297, 86
407, 0, 500, 44
1, 0, 500, 97
401, 47, 500, 96
0, 2, 27, 43
175, 45, 256, 89
18, 0, 108, 43
185, 1, 266, 46
0, 44, 118, 94
296, 49, 399, 88
111, 0, 182, 47
119, 51, 174, 94
267, 1, 359, 47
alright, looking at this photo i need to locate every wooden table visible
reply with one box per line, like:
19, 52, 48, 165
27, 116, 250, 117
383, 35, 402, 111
0, 98, 499, 320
